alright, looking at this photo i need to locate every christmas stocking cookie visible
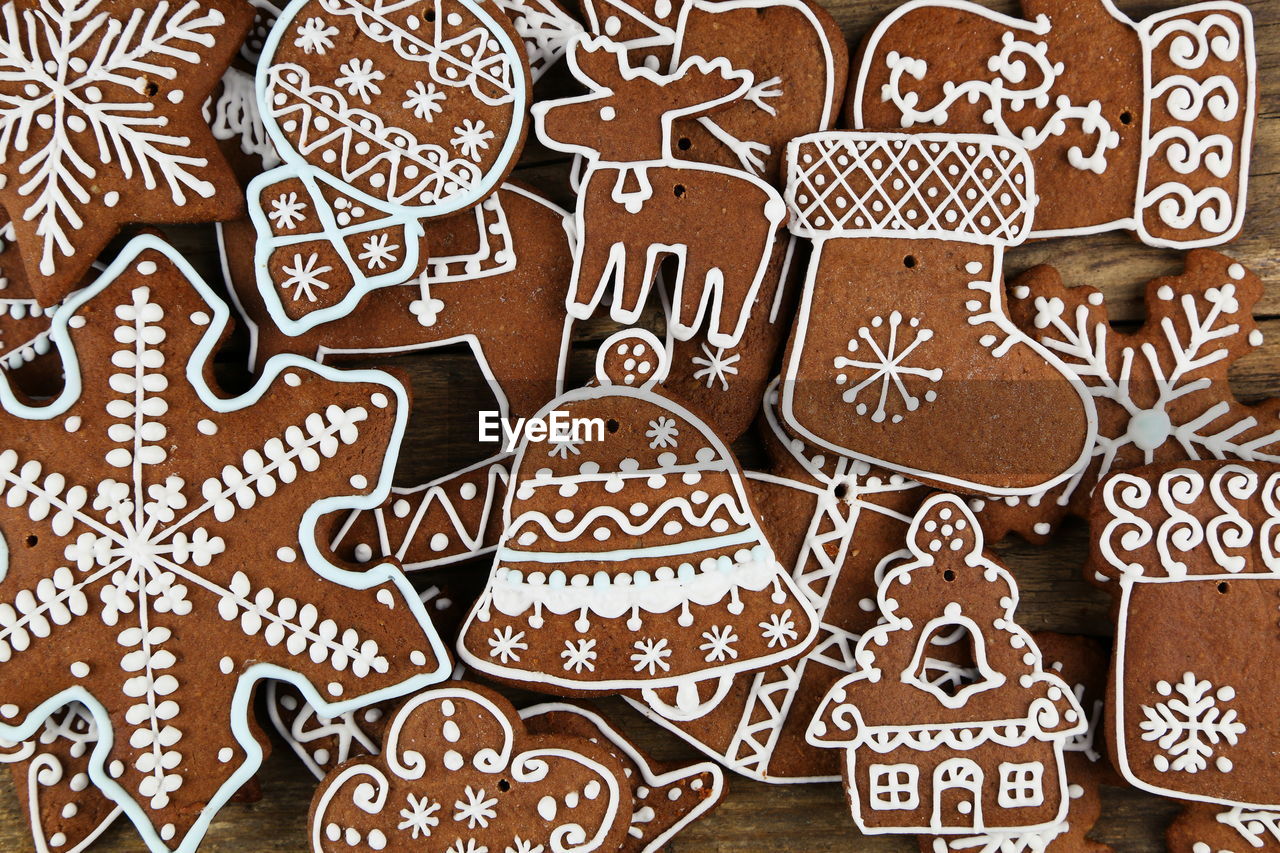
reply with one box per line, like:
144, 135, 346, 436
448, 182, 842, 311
1089, 461, 1280, 817
248, 0, 531, 335
807, 493, 1087, 835
782, 130, 1096, 495
851, 0, 1256, 248
457, 330, 818, 721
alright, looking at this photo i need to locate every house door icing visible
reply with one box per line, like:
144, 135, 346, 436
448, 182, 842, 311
931, 758, 984, 830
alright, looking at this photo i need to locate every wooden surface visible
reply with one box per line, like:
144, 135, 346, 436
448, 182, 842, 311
1, 0, 1278, 849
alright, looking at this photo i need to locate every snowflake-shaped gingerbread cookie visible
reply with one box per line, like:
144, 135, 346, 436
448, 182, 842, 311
0, 235, 452, 853
975, 250, 1280, 543
0, 0, 255, 303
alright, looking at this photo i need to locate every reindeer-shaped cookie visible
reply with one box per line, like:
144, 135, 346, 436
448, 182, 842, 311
534, 35, 787, 349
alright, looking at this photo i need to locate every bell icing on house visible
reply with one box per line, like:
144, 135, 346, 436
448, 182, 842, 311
807, 493, 1086, 836
458, 330, 817, 718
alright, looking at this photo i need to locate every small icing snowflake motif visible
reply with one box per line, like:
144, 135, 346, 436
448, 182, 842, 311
0, 0, 237, 287
759, 610, 798, 648
699, 625, 739, 663
281, 253, 332, 302
334, 57, 385, 104
293, 16, 338, 54
404, 81, 447, 122
451, 119, 495, 162
268, 192, 308, 230
358, 233, 400, 271
398, 793, 442, 838
833, 311, 942, 424
691, 343, 740, 391
1140, 672, 1244, 774
505, 838, 545, 853
453, 785, 498, 829
547, 435, 582, 459
645, 417, 679, 449
488, 626, 527, 664
630, 638, 672, 675
561, 638, 597, 673
447, 840, 489, 853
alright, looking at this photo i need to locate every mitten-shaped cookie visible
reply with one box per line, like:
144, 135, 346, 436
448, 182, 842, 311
851, 0, 1255, 247
781, 131, 1095, 495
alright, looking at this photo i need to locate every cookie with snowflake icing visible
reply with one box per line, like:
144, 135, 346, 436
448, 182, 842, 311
457, 329, 819, 721
0, 234, 452, 853
520, 703, 726, 853
248, 0, 531, 337
308, 682, 631, 853
224, 181, 575, 419
781, 131, 1097, 496
1088, 460, 1280, 813
971, 250, 1280, 545
0, 0, 255, 304
807, 493, 1088, 836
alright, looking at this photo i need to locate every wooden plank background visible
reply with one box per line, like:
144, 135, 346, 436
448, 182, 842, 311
0, 0, 1276, 849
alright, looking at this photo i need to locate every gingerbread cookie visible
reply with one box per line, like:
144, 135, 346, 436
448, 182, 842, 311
309, 683, 631, 853
521, 702, 727, 853
972, 251, 1279, 545
1089, 461, 1280, 813
457, 330, 818, 721
850, 0, 1256, 248
0, 215, 65, 396
224, 181, 574, 418
248, 0, 531, 335
533, 35, 786, 350
630, 377, 927, 781
0, 0, 255, 304
0, 234, 452, 852
782, 130, 1096, 495
918, 633, 1116, 853
808, 493, 1087, 835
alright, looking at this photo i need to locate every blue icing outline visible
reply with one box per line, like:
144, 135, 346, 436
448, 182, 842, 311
0, 234, 452, 853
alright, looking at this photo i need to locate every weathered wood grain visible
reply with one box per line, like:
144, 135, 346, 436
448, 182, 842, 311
0, 0, 1276, 849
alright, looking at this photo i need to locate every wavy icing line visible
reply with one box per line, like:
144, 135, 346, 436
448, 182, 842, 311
508, 492, 751, 544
